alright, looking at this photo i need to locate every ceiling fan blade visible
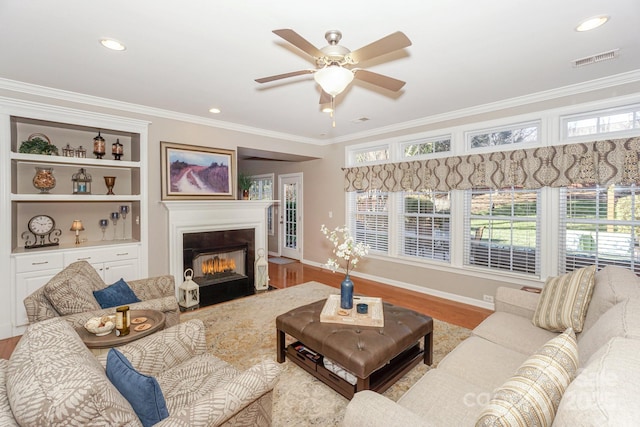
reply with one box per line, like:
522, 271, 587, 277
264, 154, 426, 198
348, 31, 412, 64
273, 29, 325, 58
319, 90, 332, 104
354, 69, 406, 92
255, 69, 314, 84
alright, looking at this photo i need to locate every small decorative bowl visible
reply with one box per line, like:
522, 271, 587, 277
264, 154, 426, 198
84, 315, 116, 336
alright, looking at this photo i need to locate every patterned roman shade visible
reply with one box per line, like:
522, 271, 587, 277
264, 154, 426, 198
344, 137, 640, 192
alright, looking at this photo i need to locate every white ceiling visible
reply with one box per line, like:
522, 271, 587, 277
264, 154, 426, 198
1, 0, 639, 144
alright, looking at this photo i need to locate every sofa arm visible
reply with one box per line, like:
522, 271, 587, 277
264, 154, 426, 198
494, 286, 540, 319
128, 275, 175, 300
155, 359, 282, 427
97, 319, 207, 376
343, 391, 433, 427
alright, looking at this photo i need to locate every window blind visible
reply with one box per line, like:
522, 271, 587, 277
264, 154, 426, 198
398, 191, 451, 262
348, 191, 389, 254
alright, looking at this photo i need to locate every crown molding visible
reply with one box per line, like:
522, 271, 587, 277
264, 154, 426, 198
2, 69, 639, 146
332, 69, 640, 144
0, 78, 323, 146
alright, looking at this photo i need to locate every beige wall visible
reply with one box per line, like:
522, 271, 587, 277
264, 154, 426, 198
4, 78, 640, 308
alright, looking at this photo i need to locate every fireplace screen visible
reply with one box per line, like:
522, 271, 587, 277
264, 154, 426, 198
192, 246, 247, 286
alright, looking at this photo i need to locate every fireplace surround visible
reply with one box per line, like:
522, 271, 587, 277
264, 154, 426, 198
163, 200, 275, 306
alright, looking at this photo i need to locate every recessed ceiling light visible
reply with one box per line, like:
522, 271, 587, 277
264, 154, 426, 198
100, 38, 126, 51
576, 15, 609, 32
209, 107, 221, 114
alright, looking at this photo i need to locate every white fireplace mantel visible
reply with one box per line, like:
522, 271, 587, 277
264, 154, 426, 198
162, 200, 275, 290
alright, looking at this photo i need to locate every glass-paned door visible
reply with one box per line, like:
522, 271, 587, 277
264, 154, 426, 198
279, 173, 302, 259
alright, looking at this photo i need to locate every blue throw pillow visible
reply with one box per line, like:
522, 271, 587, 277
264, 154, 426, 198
93, 278, 141, 309
106, 348, 169, 427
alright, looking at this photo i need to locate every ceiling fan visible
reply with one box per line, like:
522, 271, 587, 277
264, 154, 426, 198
255, 29, 412, 106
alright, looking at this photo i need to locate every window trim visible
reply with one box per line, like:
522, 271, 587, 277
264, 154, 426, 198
560, 103, 640, 141
466, 120, 541, 152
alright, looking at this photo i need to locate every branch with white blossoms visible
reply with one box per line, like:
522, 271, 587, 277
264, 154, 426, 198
320, 224, 369, 276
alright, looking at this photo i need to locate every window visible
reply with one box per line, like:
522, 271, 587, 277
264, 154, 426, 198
468, 122, 539, 149
560, 185, 640, 274
400, 191, 451, 261
562, 104, 640, 139
465, 187, 540, 275
402, 136, 451, 158
351, 146, 390, 164
249, 174, 275, 235
349, 191, 389, 253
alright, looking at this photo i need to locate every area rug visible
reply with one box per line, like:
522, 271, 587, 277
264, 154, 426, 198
268, 257, 297, 265
181, 281, 471, 427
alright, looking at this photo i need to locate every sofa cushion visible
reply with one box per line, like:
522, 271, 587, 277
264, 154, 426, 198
0, 359, 17, 426
581, 265, 640, 334
577, 298, 640, 365
6, 318, 140, 425
156, 353, 238, 411
437, 336, 529, 391
554, 337, 640, 426
398, 369, 487, 425
93, 278, 141, 309
106, 349, 169, 427
532, 266, 596, 333
44, 260, 104, 315
472, 311, 558, 355
476, 328, 578, 427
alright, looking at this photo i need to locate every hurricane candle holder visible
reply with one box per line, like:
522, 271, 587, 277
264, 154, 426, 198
110, 212, 119, 240
99, 219, 108, 241
120, 205, 129, 240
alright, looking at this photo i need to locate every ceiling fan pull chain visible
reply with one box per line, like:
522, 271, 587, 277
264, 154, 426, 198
331, 96, 336, 128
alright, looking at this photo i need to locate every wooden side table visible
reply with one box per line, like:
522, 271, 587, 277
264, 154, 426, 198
77, 309, 166, 355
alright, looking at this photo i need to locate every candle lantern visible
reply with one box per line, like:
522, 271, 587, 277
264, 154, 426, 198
72, 168, 92, 194
75, 145, 87, 158
93, 131, 105, 159
62, 144, 74, 157
254, 248, 269, 290
112, 138, 124, 160
179, 268, 200, 309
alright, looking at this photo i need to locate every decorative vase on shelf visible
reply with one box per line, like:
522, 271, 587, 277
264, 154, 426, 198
340, 275, 354, 310
32, 167, 56, 193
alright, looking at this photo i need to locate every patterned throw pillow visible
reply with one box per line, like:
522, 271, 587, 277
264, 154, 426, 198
44, 261, 104, 315
476, 328, 578, 427
532, 265, 596, 332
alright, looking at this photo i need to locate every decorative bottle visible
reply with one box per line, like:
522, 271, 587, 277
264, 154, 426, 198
340, 275, 354, 309
115, 305, 130, 336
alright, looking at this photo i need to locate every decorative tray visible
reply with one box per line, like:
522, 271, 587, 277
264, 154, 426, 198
320, 295, 384, 327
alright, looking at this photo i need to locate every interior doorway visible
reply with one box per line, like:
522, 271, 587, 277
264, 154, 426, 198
279, 173, 303, 260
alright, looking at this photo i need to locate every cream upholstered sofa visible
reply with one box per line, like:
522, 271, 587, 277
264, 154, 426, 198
1, 317, 281, 426
23, 260, 180, 329
343, 265, 640, 426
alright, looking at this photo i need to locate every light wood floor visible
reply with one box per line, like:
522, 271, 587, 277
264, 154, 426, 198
268, 260, 492, 330
0, 260, 493, 359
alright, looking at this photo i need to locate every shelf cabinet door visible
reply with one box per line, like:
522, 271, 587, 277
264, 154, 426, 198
15, 269, 60, 327
97, 259, 139, 284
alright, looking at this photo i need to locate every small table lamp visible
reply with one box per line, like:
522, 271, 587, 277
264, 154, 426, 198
70, 220, 85, 245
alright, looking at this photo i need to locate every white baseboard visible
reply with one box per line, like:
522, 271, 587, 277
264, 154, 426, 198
302, 259, 495, 311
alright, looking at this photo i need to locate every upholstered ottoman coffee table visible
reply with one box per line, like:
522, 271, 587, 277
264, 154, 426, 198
276, 298, 433, 399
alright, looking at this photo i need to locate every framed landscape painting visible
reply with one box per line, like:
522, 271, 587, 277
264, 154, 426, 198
161, 141, 235, 200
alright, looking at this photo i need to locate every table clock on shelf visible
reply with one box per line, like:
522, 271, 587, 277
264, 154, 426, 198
22, 214, 62, 249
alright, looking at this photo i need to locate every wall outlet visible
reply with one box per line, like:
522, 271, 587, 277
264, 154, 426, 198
483, 294, 494, 303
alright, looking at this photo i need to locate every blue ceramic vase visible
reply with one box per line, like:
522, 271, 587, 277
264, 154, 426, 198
340, 275, 354, 309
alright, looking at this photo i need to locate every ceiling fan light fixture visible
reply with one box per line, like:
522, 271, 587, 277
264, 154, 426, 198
314, 65, 354, 97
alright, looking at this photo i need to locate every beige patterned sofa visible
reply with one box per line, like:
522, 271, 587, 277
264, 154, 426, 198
23, 260, 180, 329
343, 265, 640, 426
2, 317, 281, 426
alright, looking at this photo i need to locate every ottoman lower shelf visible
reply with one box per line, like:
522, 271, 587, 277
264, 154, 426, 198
285, 340, 424, 400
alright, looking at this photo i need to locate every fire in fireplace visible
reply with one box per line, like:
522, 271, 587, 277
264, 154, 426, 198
193, 246, 247, 286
